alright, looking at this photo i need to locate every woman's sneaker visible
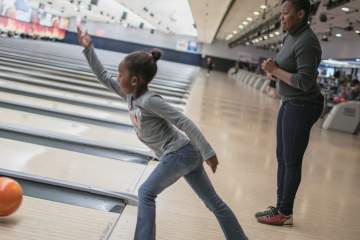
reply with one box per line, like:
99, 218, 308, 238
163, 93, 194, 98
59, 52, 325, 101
255, 206, 278, 218
257, 212, 293, 226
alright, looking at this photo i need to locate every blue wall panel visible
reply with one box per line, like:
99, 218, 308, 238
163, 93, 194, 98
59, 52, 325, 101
64, 31, 202, 66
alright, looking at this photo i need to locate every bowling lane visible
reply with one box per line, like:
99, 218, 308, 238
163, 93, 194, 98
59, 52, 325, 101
0, 78, 128, 111
109, 206, 137, 239
152, 78, 190, 90
0, 45, 85, 64
0, 70, 121, 101
0, 55, 95, 81
0, 61, 190, 94
0, 71, 125, 106
0, 65, 113, 94
0, 54, 192, 91
0, 50, 90, 73
0, 80, 186, 113
0, 42, 196, 85
0, 196, 120, 240
0, 70, 187, 108
0, 64, 188, 100
0, 92, 131, 125
0, 42, 198, 81
0, 107, 150, 154
0, 46, 193, 88
0, 138, 154, 195
0, 49, 191, 94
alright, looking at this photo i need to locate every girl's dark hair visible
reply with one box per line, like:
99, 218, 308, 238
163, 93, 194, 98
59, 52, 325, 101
282, 0, 311, 22
124, 48, 163, 83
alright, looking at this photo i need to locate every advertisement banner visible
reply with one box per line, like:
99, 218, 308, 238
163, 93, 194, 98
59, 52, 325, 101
0, 0, 68, 39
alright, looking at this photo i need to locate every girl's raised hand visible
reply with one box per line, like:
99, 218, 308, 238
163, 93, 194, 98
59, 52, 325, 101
77, 26, 92, 48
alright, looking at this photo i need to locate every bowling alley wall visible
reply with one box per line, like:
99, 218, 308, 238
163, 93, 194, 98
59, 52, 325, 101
63, 18, 275, 71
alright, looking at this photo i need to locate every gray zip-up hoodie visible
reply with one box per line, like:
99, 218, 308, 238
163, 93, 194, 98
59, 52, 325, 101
83, 46, 215, 160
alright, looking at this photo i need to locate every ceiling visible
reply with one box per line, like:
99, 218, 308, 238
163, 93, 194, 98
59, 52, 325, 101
311, 0, 360, 41
187, 0, 233, 43
211, 0, 360, 45
24, 0, 198, 36
13, 0, 360, 44
216, 0, 279, 41
116, 0, 198, 36
24, 0, 160, 30
21, 0, 232, 42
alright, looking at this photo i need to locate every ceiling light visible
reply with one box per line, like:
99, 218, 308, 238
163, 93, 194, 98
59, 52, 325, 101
226, 34, 233, 40
233, 30, 238, 34
269, 33, 274, 38
260, 5, 267, 9
356, 59, 360, 62
336, 33, 342, 37
243, 21, 248, 25
341, 7, 350, 12
356, 30, 360, 34
264, 36, 268, 40
246, 42, 250, 45
247, 17, 253, 22
238, 25, 244, 29
254, 11, 260, 15
275, 31, 280, 35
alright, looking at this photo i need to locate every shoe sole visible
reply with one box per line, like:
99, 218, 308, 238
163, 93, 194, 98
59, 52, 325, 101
256, 218, 293, 226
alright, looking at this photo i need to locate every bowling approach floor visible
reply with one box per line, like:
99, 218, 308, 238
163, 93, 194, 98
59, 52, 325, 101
151, 72, 360, 240
0, 46, 359, 240
112, 72, 359, 240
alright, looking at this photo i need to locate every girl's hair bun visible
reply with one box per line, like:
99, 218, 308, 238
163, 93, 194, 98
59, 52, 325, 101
150, 49, 162, 62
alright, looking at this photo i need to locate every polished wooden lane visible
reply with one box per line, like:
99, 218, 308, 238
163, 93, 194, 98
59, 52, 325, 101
0, 138, 155, 195
0, 196, 119, 240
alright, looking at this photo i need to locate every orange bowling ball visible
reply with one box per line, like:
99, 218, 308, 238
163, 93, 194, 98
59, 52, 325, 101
0, 177, 23, 217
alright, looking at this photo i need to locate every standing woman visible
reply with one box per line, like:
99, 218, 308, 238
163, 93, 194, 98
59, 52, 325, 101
256, 0, 324, 226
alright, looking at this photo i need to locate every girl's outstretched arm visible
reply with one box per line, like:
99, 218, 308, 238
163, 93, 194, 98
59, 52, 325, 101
78, 27, 126, 99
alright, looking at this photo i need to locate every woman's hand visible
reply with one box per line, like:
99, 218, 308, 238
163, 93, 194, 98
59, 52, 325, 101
266, 71, 276, 81
77, 26, 92, 48
262, 58, 278, 74
263, 59, 294, 86
206, 155, 219, 173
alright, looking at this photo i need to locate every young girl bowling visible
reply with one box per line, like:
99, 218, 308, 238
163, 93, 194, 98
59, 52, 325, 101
77, 27, 247, 240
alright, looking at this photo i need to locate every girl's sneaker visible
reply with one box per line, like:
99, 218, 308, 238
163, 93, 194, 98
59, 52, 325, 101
257, 211, 293, 226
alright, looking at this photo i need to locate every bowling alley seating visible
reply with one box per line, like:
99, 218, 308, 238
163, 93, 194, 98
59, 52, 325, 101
229, 67, 360, 135
322, 101, 360, 134
228, 67, 273, 97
